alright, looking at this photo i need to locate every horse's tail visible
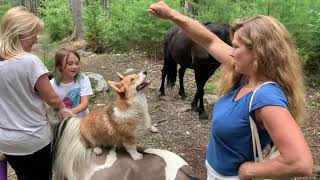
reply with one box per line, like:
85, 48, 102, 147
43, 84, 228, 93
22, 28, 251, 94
164, 27, 177, 87
52, 117, 90, 180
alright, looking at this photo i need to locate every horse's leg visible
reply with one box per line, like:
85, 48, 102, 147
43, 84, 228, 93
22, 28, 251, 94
178, 66, 187, 99
191, 80, 200, 112
159, 65, 167, 96
198, 88, 207, 120
191, 65, 202, 112
191, 92, 199, 112
193, 69, 213, 120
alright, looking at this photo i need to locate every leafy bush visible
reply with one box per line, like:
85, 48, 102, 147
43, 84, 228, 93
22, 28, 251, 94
101, 0, 181, 53
83, 0, 109, 53
42, 57, 55, 71
38, 34, 57, 71
39, 0, 73, 42
306, 10, 320, 62
0, 1, 13, 17
195, 0, 320, 84
3, 0, 319, 78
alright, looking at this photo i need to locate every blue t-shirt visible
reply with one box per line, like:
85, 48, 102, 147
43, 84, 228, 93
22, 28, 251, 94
206, 83, 288, 176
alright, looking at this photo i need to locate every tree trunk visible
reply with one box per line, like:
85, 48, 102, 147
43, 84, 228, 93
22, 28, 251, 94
18, 0, 39, 14
102, 0, 109, 15
184, 0, 198, 16
69, 0, 84, 40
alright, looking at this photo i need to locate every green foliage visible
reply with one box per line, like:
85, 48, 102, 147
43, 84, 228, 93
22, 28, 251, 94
39, 0, 73, 42
0, 1, 13, 17
306, 10, 320, 61
83, 0, 109, 52
311, 91, 320, 110
38, 34, 57, 71
42, 57, 55, 70
195, 0, 258, 24
101, 0, 181, 52
2, 0, 320, 80
194, 0, 320, 85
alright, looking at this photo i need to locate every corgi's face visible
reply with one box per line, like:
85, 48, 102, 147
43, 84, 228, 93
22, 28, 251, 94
108, 71, 150, 98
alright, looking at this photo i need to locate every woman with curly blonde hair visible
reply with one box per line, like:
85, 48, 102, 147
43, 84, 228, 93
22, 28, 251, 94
0, 6, 71, 180
149, 1, 313, 180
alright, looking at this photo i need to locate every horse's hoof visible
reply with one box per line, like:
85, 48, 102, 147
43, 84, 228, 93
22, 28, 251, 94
179, 90, 186, 98
159, 92, 165, 96
199, 111, 209, 122
191, 104, 199, 112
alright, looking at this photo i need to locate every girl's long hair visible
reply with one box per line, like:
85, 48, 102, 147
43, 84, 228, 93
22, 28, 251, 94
53, 48, 82, 85
217, 15, 305, 124
0, 6, 43, 59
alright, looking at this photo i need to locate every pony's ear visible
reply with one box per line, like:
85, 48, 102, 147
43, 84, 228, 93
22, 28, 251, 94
116, 72, 124, 80
108, 80, 125, 93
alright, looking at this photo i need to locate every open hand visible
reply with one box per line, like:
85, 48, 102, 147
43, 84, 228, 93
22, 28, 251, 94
148, 1, 175, 20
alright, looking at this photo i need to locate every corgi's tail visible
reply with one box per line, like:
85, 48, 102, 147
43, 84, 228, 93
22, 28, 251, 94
52, 117, 90, 180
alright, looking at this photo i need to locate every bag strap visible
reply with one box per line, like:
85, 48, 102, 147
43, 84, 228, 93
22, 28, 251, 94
249, 81, 275, 162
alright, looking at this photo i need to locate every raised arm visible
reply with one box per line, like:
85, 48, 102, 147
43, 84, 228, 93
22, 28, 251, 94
148, 1, 233, 65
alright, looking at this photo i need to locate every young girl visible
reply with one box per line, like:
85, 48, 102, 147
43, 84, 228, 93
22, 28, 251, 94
50, 48, 93, 118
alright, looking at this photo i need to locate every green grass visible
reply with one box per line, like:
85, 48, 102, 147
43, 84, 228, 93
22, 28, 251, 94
204, 82, 216, 94
185, 68, 194, 76
311, 91, 320, 110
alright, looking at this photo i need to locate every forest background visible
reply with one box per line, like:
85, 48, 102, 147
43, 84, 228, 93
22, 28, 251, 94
0, 0, 320, 89
1, 1, 320, 179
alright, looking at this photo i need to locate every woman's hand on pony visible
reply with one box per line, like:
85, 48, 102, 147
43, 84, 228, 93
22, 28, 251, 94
58, 108, 74, 121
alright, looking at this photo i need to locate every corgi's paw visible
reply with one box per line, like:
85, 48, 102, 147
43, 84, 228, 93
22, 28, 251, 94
131, 152, 143, 160
149, 126, 158, 133
93, 147, 103, 155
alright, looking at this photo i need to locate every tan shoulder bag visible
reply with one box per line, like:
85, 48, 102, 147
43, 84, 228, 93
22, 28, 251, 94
249, 82, 281, 180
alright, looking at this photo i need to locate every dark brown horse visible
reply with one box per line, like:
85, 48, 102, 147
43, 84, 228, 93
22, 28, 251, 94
160, 23, 231, 120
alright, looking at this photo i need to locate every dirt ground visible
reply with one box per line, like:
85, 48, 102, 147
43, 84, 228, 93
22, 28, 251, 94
7, 52, 320, 179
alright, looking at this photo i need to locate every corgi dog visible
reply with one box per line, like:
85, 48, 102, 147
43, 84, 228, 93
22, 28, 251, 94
79, 71, 158, 160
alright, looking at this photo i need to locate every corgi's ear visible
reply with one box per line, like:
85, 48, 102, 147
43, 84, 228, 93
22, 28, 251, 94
116, 72, 124, 80
108, 80, 125, 93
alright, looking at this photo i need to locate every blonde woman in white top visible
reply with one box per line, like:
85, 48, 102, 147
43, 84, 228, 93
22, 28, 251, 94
0, 6, 71, 180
